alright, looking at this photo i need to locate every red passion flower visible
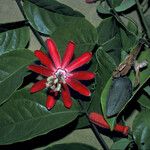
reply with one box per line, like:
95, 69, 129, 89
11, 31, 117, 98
28, 38, 95, 110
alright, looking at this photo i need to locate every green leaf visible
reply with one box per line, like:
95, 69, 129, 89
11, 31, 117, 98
0, 89, 80, 145
52, 19, 97, 57
101, 78, 116, 129
119, 19, 138, 52
27, 0, 84, 17
138, 93, 150, 110
44, 143, 97, 150
110, 138, 130, 150
129, 48, 150, 99
133, 109, 150, 149
115, 0, 136, 12
90, 48, 116, 128
23, 1, 84, 35
0, 27, 30, 55
144, 86, 150, 96
97, 17, 119, 45
0, 49, 35, 106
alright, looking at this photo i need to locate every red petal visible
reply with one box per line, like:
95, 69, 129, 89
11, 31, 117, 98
46, 95, 56, 110
28, 65, 53, 77
46, 38, 61, 68
61, 84, 72, 108
30, 79, 46, 93
34, 50, 55, 71
69, 71, 95, 80
61, 41, 75, 69
66, 52, 92, 72
66, 78, 91, 96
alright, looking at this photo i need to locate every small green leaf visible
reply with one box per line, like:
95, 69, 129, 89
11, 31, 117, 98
111, 138, 130, 150
23, 1, 84, 35
44, 143, 97, 150
138, 93, 150, 110
144, 86, 150, 96
0, 89, 80, 145
0, 49, 35, 106
0, 27, 30, 55
133, 109, 150, 149
115, 0, 136, 12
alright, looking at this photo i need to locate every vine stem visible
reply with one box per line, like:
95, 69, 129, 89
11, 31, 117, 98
135, 0, 150, 39
16, 0, 110, 149
78, 100, 110, 150
15, 0, 48, 51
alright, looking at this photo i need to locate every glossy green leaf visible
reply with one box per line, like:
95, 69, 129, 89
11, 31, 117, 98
97, 17, 119, 45
0, 27, 30, 55
144, 86, 150, 96
52, 19, 97, 57
115, 0, 136, 12
120, 20, 138, 52
23, 1, 84, 35
0, 89, 80, 145
110, 138, 130, 150
0, 49, 35, 106
101, 78, 116, 130
138, 93, 150, 110
45, 143, 97, 150
133, 109, 150, 149
129, 48, 150, 99
92, 48, 116, 128
27, 0, 84, 17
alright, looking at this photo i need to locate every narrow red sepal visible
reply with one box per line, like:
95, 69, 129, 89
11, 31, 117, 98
66, 78, 91, 96
30, 79, 46, 93
46, 95, 56, 110
61, 41, 75, 69
28, 65, 52, 77
69, 71, 95, 80
66, 52, 92, 72
34, 50, 55, 71
61, 84, 72, 108
46, 38, 61, 68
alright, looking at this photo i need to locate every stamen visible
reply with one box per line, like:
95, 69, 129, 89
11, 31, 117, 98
54, 78, 58, 84
47, 76, 54, 82
55, 83, 61, 92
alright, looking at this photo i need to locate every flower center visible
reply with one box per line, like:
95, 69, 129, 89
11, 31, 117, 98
46, 68, 67, 92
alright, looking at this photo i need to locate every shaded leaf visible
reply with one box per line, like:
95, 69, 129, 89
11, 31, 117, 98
115, 0, 136, 12
97, 17, 119, 45
23, 1, 84, 35
52, 19, 97, 57
44, 143, 97, 150
28, 0, 84, 17
0, 49, 35, 106
0, 89, 80, 145
92, 48, 116, 128
144, 86, 150, 96
0, 27, 30, 55
111, 138, 130, 150
133, 109, 150, 149
138, 92, 150, 110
